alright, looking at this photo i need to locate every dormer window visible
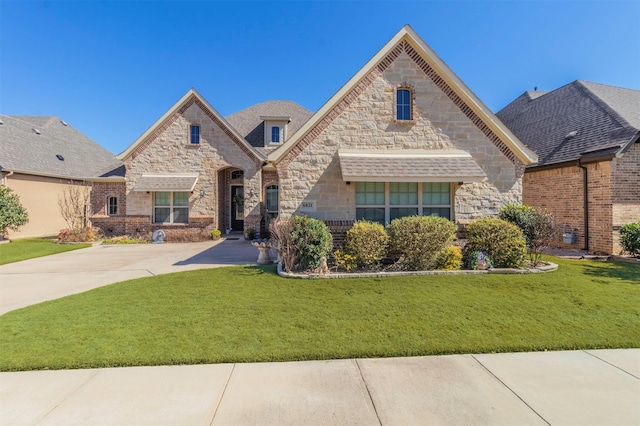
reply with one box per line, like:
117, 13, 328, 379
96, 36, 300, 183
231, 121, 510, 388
396, 88, 412, 121
261, 115, 290, 146
190, 125, 200, 144
271, 126, 280, 143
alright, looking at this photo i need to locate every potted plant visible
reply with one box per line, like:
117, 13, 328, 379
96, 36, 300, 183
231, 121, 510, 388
210, 229, 221, 240
244, 227, 255, 240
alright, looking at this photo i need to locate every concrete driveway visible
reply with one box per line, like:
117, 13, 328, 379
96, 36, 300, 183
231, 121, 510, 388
1, 349, 638, 425
0, 238, 257, 315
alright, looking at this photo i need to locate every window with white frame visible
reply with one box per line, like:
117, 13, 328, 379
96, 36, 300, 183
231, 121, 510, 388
190, 125, 200, 144
107, 196, 118, 216
396, 88, 412, 121
271, 126, 280, 143
154, 192, 189, 224
356, 182, 451, 224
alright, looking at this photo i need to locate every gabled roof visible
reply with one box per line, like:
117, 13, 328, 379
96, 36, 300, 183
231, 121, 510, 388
497, 80, 640, 168
117, 89, 265, 163
267, 24, 537, 165
226, 101, 313, 155
0, 115, 121, 179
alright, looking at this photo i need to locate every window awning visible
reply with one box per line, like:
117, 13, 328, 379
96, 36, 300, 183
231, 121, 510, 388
338, 149, 487, 182
132, 173, 199, 192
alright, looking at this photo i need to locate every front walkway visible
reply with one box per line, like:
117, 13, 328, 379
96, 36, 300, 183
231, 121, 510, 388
1, 349, 638, 425
0, 237, 257, 315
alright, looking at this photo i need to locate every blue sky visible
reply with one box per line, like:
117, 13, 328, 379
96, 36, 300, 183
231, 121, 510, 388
1, 1, 638, 155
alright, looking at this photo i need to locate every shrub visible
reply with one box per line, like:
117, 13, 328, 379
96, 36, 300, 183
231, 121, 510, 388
0, 186, 28, 237
244, 227, 256, 240
332, 249, 357, 271
103, 235, 150, 244
343, 220, 388, 269
434, 245, 462, 270
499, 204, 555, 266
464, 218, 526, 268
58, 227, 102, 243
270, 216, 333, 272
619, 222, 640, 256
387, 216, 457, 271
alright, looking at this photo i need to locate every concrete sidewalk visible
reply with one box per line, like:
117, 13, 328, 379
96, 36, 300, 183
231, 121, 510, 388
0, 237, 258, 315
1, 349, 638, 425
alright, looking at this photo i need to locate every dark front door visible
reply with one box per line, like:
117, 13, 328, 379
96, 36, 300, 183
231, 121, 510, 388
231, 185, 244, 231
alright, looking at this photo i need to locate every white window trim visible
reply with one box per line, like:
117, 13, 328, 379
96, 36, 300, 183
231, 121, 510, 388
356, 182, 453, 223
153, 192, 189, 224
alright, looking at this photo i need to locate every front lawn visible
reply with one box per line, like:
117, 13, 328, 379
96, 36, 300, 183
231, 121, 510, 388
0, 257, 638, 371
0, 238, 91, 265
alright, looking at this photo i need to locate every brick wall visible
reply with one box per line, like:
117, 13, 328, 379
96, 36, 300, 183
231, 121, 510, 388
523, 160, 614, 254
612, 142, 640, 253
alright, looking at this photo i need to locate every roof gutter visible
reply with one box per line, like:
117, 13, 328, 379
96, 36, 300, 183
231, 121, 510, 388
577, 159, 589, 251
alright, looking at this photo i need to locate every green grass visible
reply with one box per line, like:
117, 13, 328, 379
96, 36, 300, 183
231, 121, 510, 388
0, 238, 91, 265
0, 257, 638, 371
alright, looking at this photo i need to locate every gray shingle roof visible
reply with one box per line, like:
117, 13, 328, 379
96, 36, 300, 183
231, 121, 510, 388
496, 81, 640, 168
0, 115, 123, 179
225, 101, 313, 154
133, 174, 199, 192
338, 150, 487, 182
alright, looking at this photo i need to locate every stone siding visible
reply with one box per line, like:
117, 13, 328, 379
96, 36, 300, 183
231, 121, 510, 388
277, 48, 523, 224
122, 100, 261, 233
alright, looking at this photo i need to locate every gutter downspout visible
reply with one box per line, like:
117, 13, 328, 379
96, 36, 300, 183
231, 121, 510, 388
577, 159, 589, 251
2, 170, 14, 186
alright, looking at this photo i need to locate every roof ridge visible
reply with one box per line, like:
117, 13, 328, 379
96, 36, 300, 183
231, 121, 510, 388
576, 80, 630, 129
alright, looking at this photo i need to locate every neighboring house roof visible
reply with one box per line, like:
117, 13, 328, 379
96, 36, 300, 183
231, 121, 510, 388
225, 101, 313, 154
117, 88, 265, 163
0, 115, 122, 180
267, 24, 538, 166
496, 80, 640, 168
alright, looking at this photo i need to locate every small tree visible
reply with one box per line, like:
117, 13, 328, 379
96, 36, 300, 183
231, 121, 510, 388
0, 186, 29, 237
619, 222, 640, 257
500, 204, 555, 266
58, 182, 90, 231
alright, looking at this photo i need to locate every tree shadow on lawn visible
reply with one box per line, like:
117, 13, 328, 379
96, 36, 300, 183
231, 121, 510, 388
580, 260, 640, 284
173, 239, 258, 266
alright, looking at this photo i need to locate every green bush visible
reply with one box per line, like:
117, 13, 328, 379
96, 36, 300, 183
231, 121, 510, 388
344, 220, 388, 269
0, 186, 28, 237
465, 218, 526, 268
619, 222, 640, 256
387, 216, 457, 271
434, 245, 463, 270
271, 216, 333, 272
500, 204, 555, 266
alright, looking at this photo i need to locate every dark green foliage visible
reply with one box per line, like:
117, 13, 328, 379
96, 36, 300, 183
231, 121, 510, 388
387, 216, 457, 270
619, 222, 640, 256
0, 186, 28, 236
344, 220, 389, 269
272, 216, 333, 271
465, 218, 526, 268
500, 204, 556, 266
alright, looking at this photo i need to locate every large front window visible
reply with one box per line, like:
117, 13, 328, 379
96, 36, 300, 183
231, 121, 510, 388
154, 192, 189, 224
356, 182, 451, 224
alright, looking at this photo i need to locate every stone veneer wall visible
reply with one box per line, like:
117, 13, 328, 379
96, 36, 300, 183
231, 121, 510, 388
612, 142, 640, 253
123, 99, 262, 233
276, 46, 523, 226
523, 160, 615, 254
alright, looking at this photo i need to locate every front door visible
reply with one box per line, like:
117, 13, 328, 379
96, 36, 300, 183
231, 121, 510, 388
231, 185, 244, 231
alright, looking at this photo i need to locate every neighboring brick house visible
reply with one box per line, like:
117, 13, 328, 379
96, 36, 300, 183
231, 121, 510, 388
0, 115, 121, 238
90, 25, 538, 242
497, 81, 640, 254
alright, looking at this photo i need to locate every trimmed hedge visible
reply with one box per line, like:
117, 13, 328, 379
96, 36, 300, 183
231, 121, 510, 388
344, 220, 389, 269
464, 218, 526, 268
387, 216, 457, 271
619, 222, 640, 256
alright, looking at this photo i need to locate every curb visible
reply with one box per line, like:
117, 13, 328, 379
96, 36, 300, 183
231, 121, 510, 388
277, 261, 558, 279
